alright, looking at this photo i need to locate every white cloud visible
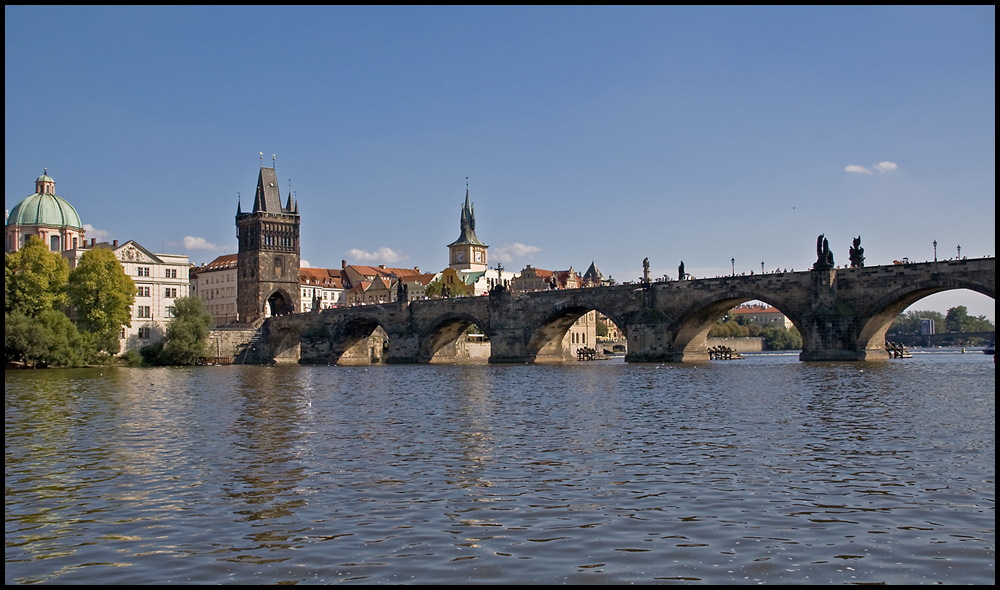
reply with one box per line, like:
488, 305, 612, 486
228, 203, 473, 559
183, 236, 223, 251
300, 259, 311, 268
346, 247, 408, 263
846, 161, 899, 174
83, 224, 112, 241
493, 242, 542, 263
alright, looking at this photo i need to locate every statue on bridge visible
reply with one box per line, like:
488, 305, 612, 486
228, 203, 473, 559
642, 257, 651, 284
491, 263, 507, 295
849, 236, 865, 268
678, 261, 685, 281
813, 234, 835, 270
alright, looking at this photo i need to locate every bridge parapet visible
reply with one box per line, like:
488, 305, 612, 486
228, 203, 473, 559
252, 258, 994, 364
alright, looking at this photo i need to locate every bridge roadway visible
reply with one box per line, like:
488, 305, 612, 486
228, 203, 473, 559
257, 257, 995, 364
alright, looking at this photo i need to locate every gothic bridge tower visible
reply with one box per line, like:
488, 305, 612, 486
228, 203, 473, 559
236, 166, 300, 323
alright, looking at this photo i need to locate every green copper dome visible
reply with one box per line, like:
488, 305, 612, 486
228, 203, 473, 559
7, 174, 83, 230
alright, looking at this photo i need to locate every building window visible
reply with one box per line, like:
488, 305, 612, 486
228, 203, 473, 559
138, 286, 150, 297
138, 326, 152, 339
165, 287, 177, 298
50, 235, 60, 251
137, 306, 151, 318
137, 267, 150, 277
165, 306, 175, 318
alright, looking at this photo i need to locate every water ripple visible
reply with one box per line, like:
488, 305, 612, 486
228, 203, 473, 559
5, 354, 994, 584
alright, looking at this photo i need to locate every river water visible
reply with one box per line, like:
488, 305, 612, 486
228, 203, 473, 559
5, 352, 994, 584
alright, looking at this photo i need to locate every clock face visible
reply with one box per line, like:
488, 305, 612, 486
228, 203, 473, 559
456, 251, 465, 262
474, 250, 483, 262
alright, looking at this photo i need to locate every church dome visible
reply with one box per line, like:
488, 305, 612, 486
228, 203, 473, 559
7, 172, 83, 230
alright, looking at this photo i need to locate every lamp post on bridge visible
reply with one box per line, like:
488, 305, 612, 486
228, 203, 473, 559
731, 258, 735, 277
761, 261, 765, 274
933, 240, 937, 262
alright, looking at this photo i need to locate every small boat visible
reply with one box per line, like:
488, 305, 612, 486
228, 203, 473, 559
984, 341, 995, 355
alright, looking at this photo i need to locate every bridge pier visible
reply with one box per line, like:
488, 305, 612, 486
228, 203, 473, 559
487, 327, 535, 363
797, 269, 892, 362
386, 332, 422, 364
624, 322, 676, 362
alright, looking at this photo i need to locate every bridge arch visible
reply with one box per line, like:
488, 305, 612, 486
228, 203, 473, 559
264, 288, 295, 318
524, 302, 629, 363
327, 314, 390, 365
669, 290, 803, 360
854, 278, 995, 354
419, 312, 492, 362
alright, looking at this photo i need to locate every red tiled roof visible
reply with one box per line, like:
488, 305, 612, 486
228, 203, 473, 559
299, 267, 344, 287
404, 272, 439, 286
192, 253, 237, 275
348, 264, 422, 279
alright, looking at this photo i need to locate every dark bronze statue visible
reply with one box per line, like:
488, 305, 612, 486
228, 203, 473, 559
813, 234, 835, 270
849, 236, 865, 268
678, 261, 685, 281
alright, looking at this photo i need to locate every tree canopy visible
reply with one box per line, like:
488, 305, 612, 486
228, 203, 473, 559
891, 307, 994, 335
5, 309, 88, 368
5, 241, 140, 367
141, 296, 214, 365
5, 236, 69, 317
68, 246, 136, 354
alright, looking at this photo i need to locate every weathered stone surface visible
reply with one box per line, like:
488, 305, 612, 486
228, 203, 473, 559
257, 258, 994, 364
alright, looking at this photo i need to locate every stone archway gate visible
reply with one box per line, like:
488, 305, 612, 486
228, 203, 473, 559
256, 258, 994, 364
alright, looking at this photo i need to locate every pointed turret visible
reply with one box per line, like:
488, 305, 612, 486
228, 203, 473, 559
583, 261, 605, 286
253, 167, 283, 213
449, 187, 487, 247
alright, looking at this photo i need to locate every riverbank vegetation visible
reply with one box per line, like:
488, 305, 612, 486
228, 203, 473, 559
139, 297, 214, 365
888, 306, 994, 346
710, 321, 803, 350
6, 237, 136, 368
709, 311, 802, 350
6, 237, 215, 368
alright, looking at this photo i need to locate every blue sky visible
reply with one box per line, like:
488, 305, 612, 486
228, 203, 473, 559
6, 6, 995, 319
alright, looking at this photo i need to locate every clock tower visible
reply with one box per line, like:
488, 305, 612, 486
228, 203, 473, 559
447, 187, 488, 272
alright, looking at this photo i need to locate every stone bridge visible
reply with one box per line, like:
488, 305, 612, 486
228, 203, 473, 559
255, 257, 994, 364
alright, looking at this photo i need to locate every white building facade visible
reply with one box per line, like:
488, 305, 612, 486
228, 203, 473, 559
190, 254, 239, 325
64, 240, 190, 352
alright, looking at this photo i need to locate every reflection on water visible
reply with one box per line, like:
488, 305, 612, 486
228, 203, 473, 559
5, 353, 994, 584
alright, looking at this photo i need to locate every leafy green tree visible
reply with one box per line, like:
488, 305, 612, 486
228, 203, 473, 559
943, 305, 995, 333
761, 326, 802, 350
68, 246, 136, 354
5, 309, 88, 368
5, 236, 69, 317
156, 296, 214, 365
965, 313, 995, 332
425, 279, 443, 298
945, 306, 970, 332
890, 310, 945, 335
